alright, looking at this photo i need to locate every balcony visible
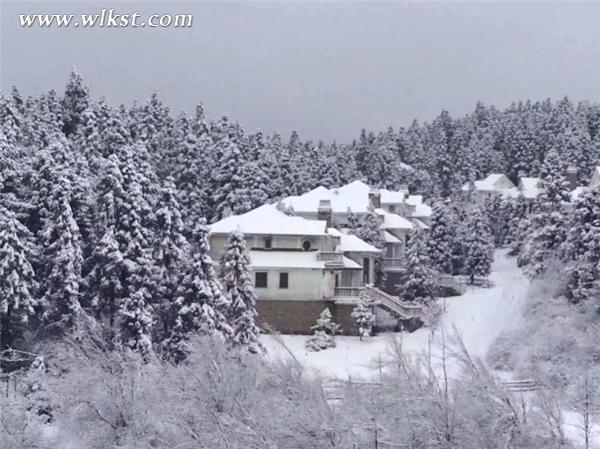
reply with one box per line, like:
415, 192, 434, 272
318, 251, 344, 267
334, 286, 364, 299
383, 258, 405, 270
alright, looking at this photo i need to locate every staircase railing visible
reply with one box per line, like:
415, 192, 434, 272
334, 287, 363, 298
366, 285, 422, 320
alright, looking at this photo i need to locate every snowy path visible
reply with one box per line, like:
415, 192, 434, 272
261, 249, 528, 379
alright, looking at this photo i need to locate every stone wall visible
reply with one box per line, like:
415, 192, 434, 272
256, 299, 358, 336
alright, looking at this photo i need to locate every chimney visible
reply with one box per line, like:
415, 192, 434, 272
368, 187, 381, 209
518, 170, 527, 179
565, 165, 578, 190
398, 184, 409, 199
317, 199, 333, 226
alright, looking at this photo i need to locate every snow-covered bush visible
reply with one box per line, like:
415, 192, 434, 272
15, 332, 351, 449
351, 288, 376, 339
305, 308, 341, 351
342, 333, 567, 449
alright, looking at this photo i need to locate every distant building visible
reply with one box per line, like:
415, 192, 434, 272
282, 180, 432, 271
461, 174, 518, 200
589, 166, 600, 188
462, 173, 541, 202
517, 177, 541, 200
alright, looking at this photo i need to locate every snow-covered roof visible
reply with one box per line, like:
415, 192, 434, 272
405, 195, 432, 218
281, 180, 371, 214
461, 173, 516, 193
384, 231, 402, 243
399, 162, 415, 172
413, 218, 430, 231
283, 180, 412, 215
210, 204, 327, 236
248, 250, 361, 269
484, 173, 505, 185
337, 233, 381, 253
571, 186, 587, 200
327, 227, 343, 237
380, 190, 407, 204
519, 177, 540, 199
374, 208, 413, 230
461, 173, 522, 199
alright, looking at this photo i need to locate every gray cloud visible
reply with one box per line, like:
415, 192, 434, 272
2, 1, 600, 142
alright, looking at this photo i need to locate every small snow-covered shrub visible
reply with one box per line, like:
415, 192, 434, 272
305, 330, 335, 352
351, 289, 376, 340
305, 308, 340, 351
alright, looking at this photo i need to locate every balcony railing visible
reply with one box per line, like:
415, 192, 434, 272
334, 287, 364, 299
318, 251, 344, 266
383, 258, 405, 269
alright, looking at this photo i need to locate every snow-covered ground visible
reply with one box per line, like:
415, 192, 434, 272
262, 249, 528, 380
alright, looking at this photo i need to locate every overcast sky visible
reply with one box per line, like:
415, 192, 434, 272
2, 1, 600, 142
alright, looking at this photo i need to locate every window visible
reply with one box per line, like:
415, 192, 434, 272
255, 272, 268, 288
302, 240, 312, 251
279, 272, 289, 289
264, 237, 272, 249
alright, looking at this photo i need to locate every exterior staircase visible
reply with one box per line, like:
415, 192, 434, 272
365, 285, 422, 320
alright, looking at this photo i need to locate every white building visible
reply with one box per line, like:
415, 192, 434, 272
209, 201, 422, 334
210, 204, 379, 300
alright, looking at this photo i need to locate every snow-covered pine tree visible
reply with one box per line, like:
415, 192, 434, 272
483, 193, 508, 247
351, 289, 376, 340
464, 208, 494, 284
30, 148, 63, 238
166, 219, 232, 363
507, 194, 530, 253
0, 207, 37, 357
517, 148, 571, 277
346, 207, 361, 232
399, 227, 436, 303
115, 179, 156, 357
428, 202, 454, 274
152, 179, 189, 340
538, 147, 571, 211
427, 112, 455, 198
357, 206, 386, 287
520, 210, 568, 279
563, 187, 600, 304
61, 69, 90, 136
305, 308, 341, 351
497, 198, 515, 246
172, 126, 213, 230
362, 128, 403, 189
118, 290, 153, 361
220, 230, 261, 353
86, 227, 123, 333
449, 204, 470, 275
87, 153, 156, 352
40, 178, 84, 337
211, 138, 270, 221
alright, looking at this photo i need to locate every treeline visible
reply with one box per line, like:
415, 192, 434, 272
1, 70, 599, 366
